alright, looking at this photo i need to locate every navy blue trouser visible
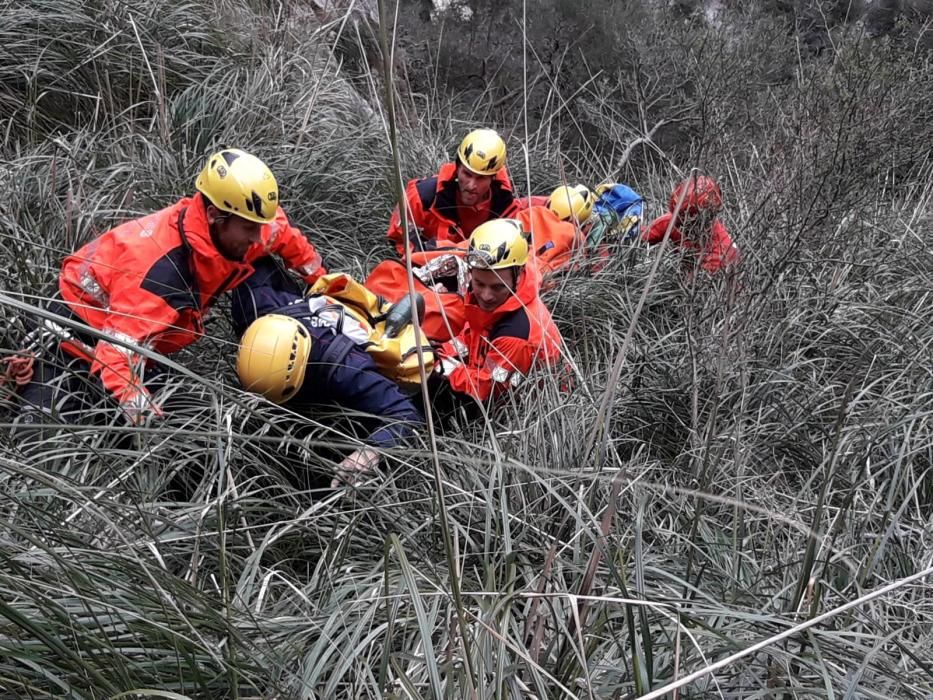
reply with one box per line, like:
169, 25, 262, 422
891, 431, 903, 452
231, 259, 423, 449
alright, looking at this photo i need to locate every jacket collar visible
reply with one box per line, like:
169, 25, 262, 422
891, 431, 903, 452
434, 162, 516, 225
179, 193, 257, 268
177, 193, 221, 258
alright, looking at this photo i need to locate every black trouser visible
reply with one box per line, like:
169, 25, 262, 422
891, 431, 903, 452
11, 297, 103, 426
16, 346, 99, 424
9, 299, 163, 451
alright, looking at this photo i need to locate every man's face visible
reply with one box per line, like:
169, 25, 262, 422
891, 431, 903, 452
456, 164, 493, 207
208, 206, 263, 261
469, 267, 517, 311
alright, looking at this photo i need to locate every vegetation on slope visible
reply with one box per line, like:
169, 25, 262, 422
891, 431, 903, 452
0, 0, 931, 697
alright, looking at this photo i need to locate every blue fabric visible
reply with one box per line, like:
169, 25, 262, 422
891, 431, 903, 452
231, 259, 424, 450
593, 184, 644, 242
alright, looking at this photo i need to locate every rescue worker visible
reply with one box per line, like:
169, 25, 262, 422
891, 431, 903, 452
516, 184, 595, 277
644, 174, 739, 274
387, 128, 520, 256
432, 218, 564, 404
232, 259, 424, 487
14, 148, 327, 427
364, 183, 593, 346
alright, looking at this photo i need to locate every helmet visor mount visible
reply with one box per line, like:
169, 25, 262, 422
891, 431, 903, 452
467, 249, 523, 290
466, 248, 498, 270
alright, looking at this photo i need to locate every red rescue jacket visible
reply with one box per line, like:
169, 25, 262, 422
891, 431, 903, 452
59, 193, 326, 404
643, 214, 739, 274
440, 260, 563, 402
387, 162, 519, 255
515, 205, 585, 278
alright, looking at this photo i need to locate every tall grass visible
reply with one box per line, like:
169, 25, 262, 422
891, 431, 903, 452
0, 0, 931, 697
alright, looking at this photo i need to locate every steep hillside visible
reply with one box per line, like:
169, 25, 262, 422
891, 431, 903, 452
0, 1, 931, 697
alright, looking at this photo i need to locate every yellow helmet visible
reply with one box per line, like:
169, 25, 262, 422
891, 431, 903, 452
195, 148, 279, 224
457, 129, 507, 176
547, 184, 595, 223
236, 314, 311, 404
467, 219, 529, 270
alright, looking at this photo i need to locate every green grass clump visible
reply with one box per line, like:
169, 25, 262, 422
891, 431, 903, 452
0, 0, 931, 697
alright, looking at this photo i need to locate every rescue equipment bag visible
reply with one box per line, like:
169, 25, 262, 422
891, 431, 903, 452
588, 183, 644, 248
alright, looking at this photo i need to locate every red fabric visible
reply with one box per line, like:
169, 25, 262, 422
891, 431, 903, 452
513, 194, 550, 211
387, 162, 519, 255
365, 248, 468, 343
439, 259, 563, 402
643, 213, 739, 274
515, 206, 585, 278
456, 192, 491, 238
669, 175, 722, 218
59, 193, 325, 403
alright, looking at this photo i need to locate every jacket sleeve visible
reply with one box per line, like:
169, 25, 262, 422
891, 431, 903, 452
91, 279, 181, 405
500, 196, 523, 219
536, 241, 578, 278
701, 220, 740, 273
442, 335, 533, 402
511, 195, 549, 213
265, 207, 327, 283
387, 180, 431, 256
528, 213, 582, 277
643, 214, 674, 244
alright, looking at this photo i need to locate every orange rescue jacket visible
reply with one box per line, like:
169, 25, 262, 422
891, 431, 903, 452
439, 260, 563, 402
515, 205, 585, 278
644, 214, 739, 274
387, 162, 519, 255
59, 193, 326, 404
365, 245, 469, 343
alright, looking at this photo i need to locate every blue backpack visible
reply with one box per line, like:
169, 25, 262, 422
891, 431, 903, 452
589, 183, 644, 247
